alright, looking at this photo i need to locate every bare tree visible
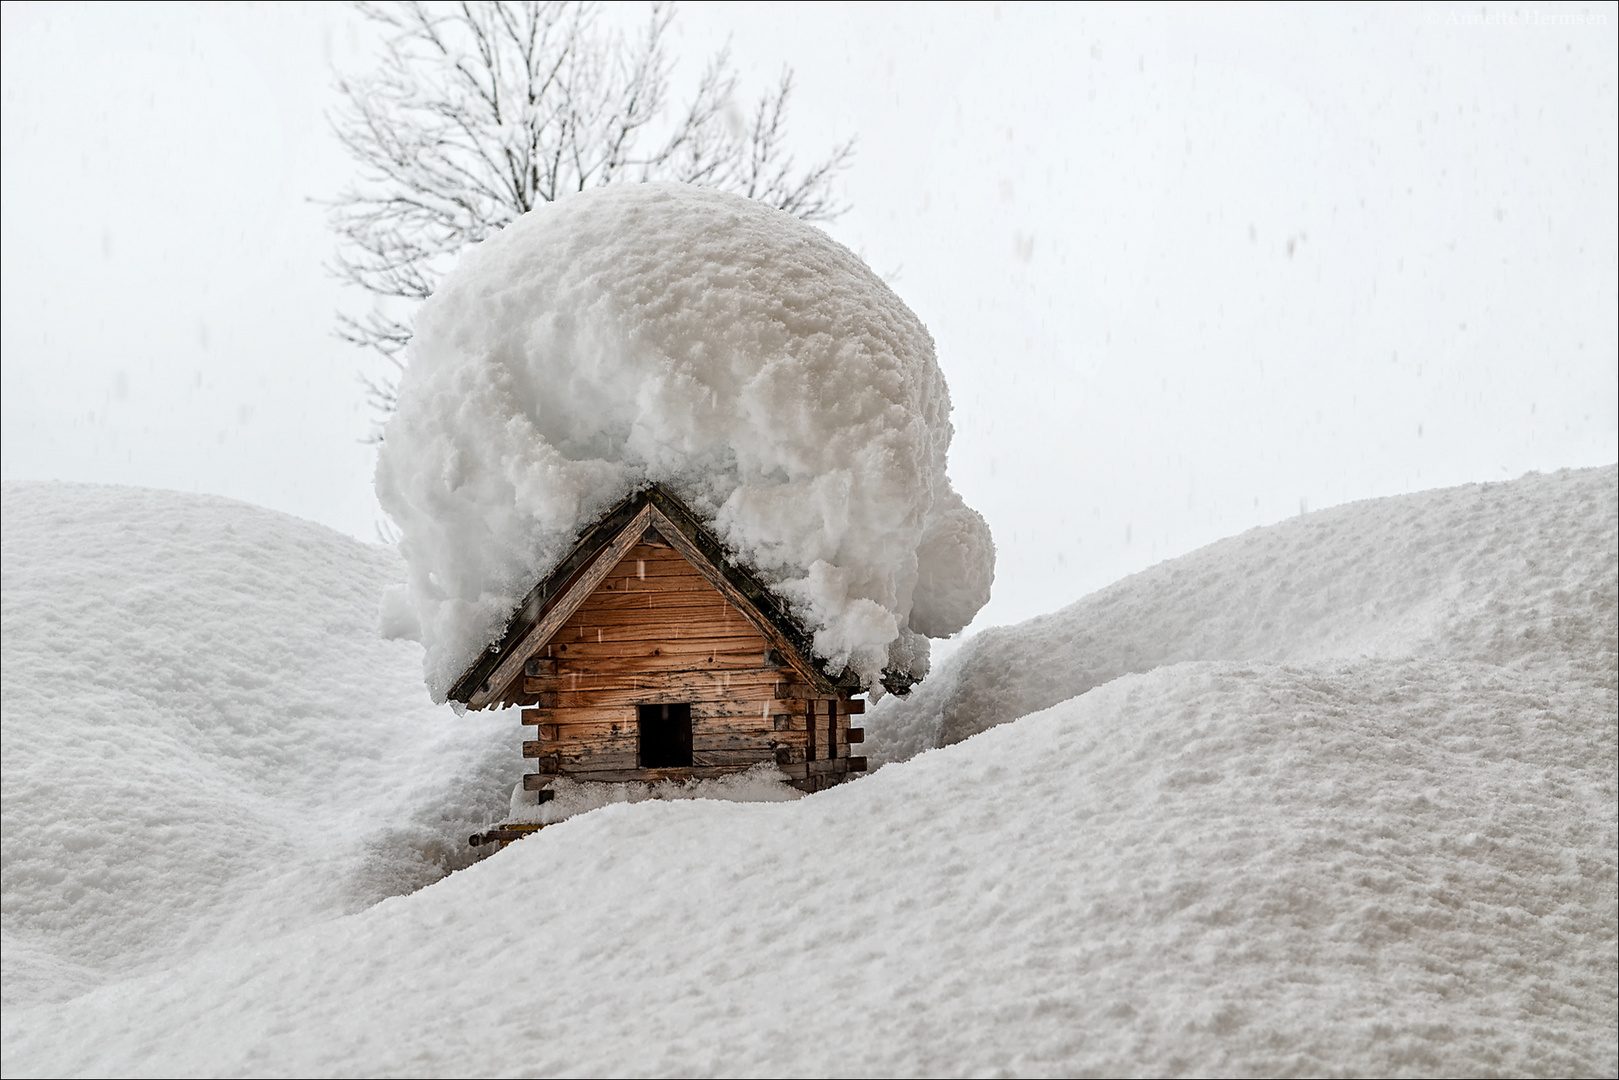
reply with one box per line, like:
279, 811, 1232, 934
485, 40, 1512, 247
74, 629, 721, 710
329, 1, 854, 431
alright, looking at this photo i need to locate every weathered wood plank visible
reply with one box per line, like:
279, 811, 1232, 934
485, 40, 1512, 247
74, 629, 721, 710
520, 706, 633, 728
546, 621, 765, 643
621, 543, 688, 561
841, 699, 866, 716
557, 593, 737, 618
780, 683, 856, 701
543, 635, 769, 660
525, 670, 784, 701
695, 699, 806, 720
469, 503, 655, 709
526, 728, 664, 752
562, 765, 757, 784
556, 701, 803, 728
847, 756, 868, 772
523, 773, 558, 791
846, 727, 864, 744
527, 666, 787, 688
600, 559, 708, 579
589, 575, 719, 595
550, 651, 786, 676
695, 715, 801, 737
528, 747, 642, 772
645, 505, 836, 694
692, 732, 803, 753
692, 747, 777, 767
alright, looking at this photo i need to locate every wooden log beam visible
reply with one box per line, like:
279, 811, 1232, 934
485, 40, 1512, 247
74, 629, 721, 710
526, 668, 785, 693
547, 652, 789, 676
590, 575, 721, 595
560, 765, 757, 784
526, 684, 790, 711
548, 622, 767, 643
692, 747, 776, 767
468, 503, 655, 709
846, 727, 864, 744
543, 635, 769, 660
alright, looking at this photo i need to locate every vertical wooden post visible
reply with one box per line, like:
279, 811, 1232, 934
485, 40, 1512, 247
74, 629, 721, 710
826, 699, 837, 760
806, 698, 817, 761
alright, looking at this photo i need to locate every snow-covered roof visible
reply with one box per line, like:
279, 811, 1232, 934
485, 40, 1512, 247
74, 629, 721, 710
449, 482, 874, 709
376, 183, 994, 703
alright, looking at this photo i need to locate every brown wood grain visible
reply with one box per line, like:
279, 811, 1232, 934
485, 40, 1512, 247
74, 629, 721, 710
545, 621, 764, 643
560, 765, 759, 784
525, 669, 785, 701
544, 635, 768, 660
695, 714, 802, 736
600, 558, 708, 579
691, 732, 802, 753
644, 505, 834, 693
552, 590, 736, 615
691, 747, 777, 767
470, 503, 655, 708
551, 651, 782, 676
590, 575, 718, 594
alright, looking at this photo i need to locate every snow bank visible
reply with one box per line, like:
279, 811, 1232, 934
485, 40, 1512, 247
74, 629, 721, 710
375, 183, 994, 700
3, 467, 1612, 1076
505, 763, 802, 826
0, 483, 525, 1007
870, 466, 1618, 762
4, 653, 1613, 1077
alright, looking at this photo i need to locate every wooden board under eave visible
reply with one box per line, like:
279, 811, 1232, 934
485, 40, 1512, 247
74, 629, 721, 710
509, 539, 864, 793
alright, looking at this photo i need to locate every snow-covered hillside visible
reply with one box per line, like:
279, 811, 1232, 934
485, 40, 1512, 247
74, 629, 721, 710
2, 467, 1614, 1076
0, 483, 524, 1007
870, 466, 1618, 762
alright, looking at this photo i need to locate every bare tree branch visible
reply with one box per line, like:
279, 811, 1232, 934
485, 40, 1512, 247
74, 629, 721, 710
328, 0, 854, 441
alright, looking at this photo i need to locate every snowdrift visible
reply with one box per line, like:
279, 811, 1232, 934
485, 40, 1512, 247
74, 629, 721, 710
2, 467, 1612, 1076
0, 483, 523, 1007
870, 466, 1618, 762
4, 659, 1613, 1076
375, 183, 993, 701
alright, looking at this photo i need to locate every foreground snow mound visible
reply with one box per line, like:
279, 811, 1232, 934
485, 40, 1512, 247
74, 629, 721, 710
4, 655, 1612, 1077
0, 483, 523, 1008
871, 466, 1617, 762
376, 183, 994, 700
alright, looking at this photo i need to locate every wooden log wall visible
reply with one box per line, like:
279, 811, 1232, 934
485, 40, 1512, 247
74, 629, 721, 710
512, 540, 866, 792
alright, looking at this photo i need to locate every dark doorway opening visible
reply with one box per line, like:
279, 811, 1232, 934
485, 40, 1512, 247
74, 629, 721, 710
638, 703, 693, 768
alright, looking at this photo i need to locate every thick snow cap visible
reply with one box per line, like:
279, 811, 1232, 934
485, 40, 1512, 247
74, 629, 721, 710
377, 183, 994, 702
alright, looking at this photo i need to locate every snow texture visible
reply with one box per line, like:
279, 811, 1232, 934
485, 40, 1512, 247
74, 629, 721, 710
2, 466, 1614, 1077
0, 483, 522, 1007
374, 183, 993, 701
869, 465, 1619, 764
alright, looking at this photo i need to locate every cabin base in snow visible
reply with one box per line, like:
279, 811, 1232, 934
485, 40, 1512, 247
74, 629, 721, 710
449, 485, 870, 801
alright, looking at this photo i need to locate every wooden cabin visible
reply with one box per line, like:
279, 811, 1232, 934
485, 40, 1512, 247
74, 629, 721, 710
451, 484, 868, 805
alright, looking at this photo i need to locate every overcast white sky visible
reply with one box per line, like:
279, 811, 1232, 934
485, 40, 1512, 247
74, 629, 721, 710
3, 1, 1615, 634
